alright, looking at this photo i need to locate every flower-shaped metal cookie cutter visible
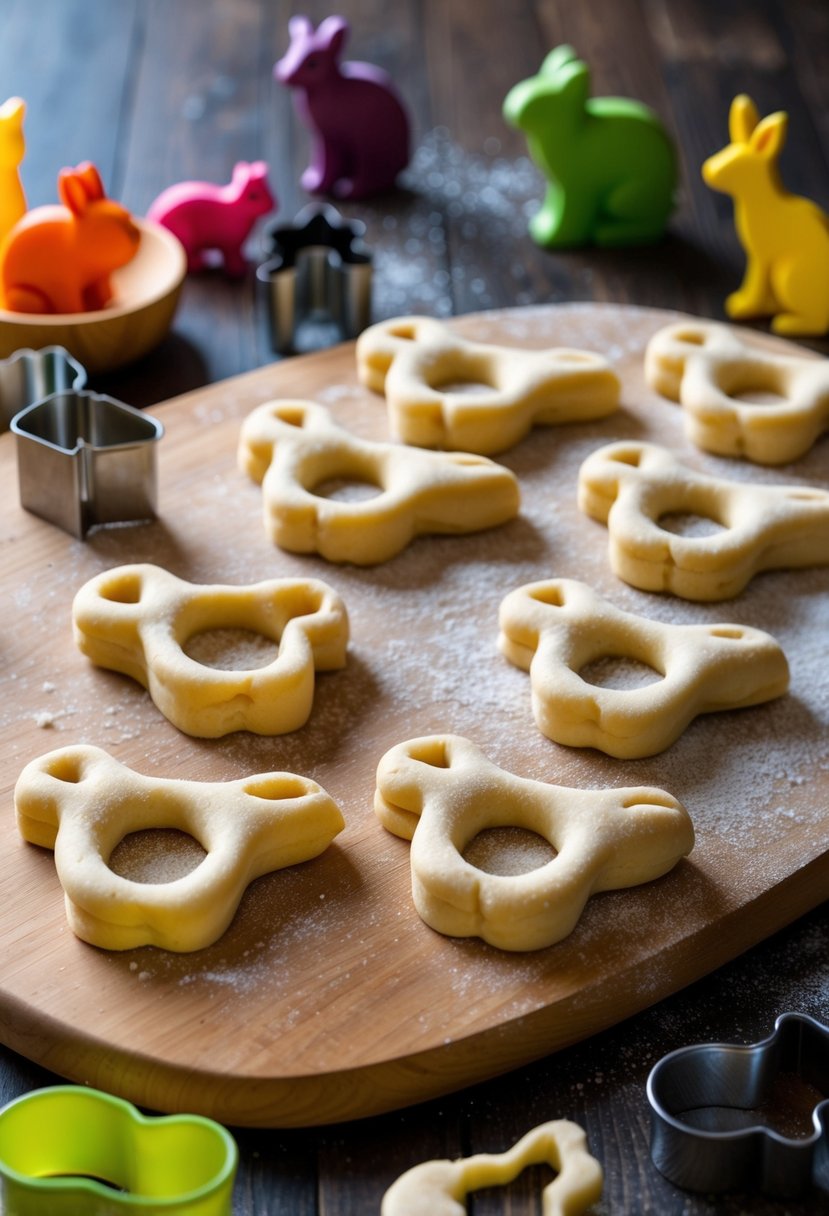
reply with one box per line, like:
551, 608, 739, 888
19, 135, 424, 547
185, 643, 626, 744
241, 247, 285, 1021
256, 203, 372, 354
0, 1084, 237, 1214
11, 389, 163, 539
0, 344, 86, 431
647, 1012, 829, 1198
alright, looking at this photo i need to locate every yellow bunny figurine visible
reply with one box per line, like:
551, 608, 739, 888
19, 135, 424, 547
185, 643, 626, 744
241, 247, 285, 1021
703, 94, 829, 336
0, 96, 27, 243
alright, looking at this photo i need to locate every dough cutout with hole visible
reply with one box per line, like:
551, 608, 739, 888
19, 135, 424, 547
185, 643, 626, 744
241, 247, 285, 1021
499, 578, 789, 758
73, 564, 348, 736
355, 315, 620, 454
645, 319, 829, 464
578, 440, 829, 600
381, 1119, 603, 1216
14, 745, 345, 952
238, 399, 520, 565
374, 734, 694, 952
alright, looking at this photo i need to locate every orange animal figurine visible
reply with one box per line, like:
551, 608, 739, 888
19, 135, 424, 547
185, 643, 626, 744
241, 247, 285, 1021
703, 94, 829, 336
0, 96, 27, 244
0, 162, 140, 314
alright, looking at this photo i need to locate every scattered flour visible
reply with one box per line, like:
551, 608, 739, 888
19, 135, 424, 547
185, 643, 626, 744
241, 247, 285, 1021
2, 304, 827, 1067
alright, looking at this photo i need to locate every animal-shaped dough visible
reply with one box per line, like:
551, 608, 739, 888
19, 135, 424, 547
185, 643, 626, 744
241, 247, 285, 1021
238, 399, 520, 564
0, 162, 140, 314
382, 1120, 603, 1216
0, 96, 26, 244
703, 95, 829, 336
147, 161, 275, 276
499, 578, 789, 758
15, 745, 344, 951
375, 735, 694, 952
503, 45, 676, 248
578, 440, 829, 600
645, 320, 829, 464
274, 15, 410, 199
356, 315, 619, 454
72, 564, 348, 737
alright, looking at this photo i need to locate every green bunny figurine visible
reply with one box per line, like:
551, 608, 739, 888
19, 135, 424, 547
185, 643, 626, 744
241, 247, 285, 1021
504, 46, 677, 248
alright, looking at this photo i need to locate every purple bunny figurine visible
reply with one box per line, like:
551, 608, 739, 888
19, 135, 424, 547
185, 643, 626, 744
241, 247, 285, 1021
147, 161, 275, 276
274, 15, 410, 199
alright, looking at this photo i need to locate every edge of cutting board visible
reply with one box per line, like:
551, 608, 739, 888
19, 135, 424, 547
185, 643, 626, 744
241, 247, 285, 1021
0, 303, 826, 1126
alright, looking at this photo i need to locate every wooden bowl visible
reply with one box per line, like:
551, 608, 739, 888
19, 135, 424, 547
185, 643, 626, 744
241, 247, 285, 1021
0, 220, 187, 374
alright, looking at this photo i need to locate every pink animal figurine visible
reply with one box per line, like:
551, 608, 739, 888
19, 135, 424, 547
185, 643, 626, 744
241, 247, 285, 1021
147, 161, 275, 276
274, 15, 410, 200
0, 161, 140, 314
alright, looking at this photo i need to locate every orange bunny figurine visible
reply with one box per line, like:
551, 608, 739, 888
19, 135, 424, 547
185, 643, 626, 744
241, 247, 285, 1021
0, 162, 140, 314
703, 94, 829, 336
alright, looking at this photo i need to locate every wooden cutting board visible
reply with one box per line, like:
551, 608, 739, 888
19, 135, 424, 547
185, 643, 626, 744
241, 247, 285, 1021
0, 304, 826, 1128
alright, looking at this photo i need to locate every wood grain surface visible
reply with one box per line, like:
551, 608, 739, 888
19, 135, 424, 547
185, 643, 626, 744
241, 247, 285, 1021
0, 304, 825, 1128
1, 1, 827, 1208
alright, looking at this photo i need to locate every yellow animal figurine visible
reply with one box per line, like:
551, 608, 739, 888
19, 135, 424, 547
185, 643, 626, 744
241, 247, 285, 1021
703, 94, 829, 336
0, 96, 27, 243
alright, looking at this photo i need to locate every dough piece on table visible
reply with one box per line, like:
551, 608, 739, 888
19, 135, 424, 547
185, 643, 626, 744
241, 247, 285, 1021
578, 440, 829, 600
374, 734, 693, 952
238, 399, 520, 565
72, 563, 348, 737
645, 319, 829, 464
355, 314, 620, 454
381, 1119, 603, 1216
499, 577, 789, 758
15, 744, 344, 952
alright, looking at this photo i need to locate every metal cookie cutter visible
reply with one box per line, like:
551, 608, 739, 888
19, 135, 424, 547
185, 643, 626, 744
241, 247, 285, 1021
0, 345, 86, 432
0, 1084, 237, 1214
256, 203, 372, 354
647, 1012, 829, 1198
11, 390, 163, 539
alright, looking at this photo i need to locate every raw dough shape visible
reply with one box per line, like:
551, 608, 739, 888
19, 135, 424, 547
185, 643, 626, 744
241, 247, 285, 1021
72, 563, 348, 737
578, 440, 829, 600
381, 1119, 603, 1216
645, 319, 829, 464
374, 734, 693, 952
14, 744, 345, 951
355, 314, 620, 454
499, 577, 789, 758
238, 399, 520, 565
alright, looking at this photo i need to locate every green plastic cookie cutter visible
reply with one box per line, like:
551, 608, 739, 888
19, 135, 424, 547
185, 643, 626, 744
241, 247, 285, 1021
0, 1086, 238, 1215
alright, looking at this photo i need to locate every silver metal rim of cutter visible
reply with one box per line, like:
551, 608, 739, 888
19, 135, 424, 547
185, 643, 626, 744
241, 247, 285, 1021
5, 346, 164, 539
256, 204, 373, 356
0, 345, 87, 432
646, 1011, 829, 1199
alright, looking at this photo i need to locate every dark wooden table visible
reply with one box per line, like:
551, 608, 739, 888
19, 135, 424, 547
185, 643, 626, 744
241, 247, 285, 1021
1, 1, 827, 1211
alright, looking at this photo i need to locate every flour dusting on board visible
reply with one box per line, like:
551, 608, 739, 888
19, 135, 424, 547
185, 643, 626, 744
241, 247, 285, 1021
1, 305, 827, 1066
